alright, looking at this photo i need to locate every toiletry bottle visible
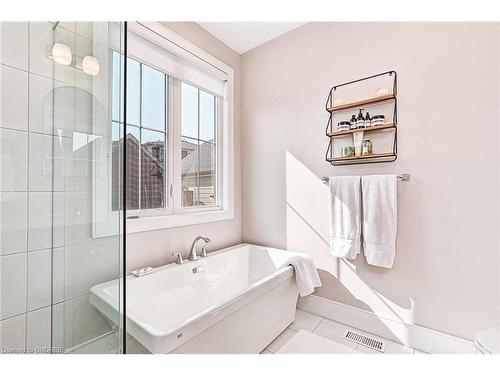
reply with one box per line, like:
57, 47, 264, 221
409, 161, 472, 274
362, 138, 373, 155
350, 114, 357, 130
356, 109, 365, 129
364, 112, 371, 127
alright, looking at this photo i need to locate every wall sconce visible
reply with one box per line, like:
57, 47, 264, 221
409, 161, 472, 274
51, 43, 72, 66
48, 43, 100, 77
82, 56, 100, 76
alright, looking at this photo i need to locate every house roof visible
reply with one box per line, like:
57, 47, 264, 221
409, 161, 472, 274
114, 135, 215, 175
181, 140, 215, 175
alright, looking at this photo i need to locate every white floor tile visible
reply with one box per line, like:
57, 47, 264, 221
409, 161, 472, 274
126, 336, 150, 354
72, 336, 116, 354
355, 331, 414, 354
265, 328, 296, 353
414, 349, 428, 354
312, 318, 359, 350
277, 330, 356, 354
288, 309, 323, 332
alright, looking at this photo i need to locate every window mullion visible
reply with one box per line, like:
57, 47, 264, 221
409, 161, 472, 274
172, 78, 183, 214
197, 88, 201, 207
166, 75, 175, 214
138, 61, 143, 210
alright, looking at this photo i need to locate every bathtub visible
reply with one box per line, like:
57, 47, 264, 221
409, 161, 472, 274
90, 243, 300, 353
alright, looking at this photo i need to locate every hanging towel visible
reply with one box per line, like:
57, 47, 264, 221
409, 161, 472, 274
329, 176, 362, 259
286, 254, 322, 297
361, 175, 398, 268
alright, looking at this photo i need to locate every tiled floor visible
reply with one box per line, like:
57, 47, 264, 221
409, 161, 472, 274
71, 330, 149, 354
263, 309, 424, 354
73, 309, 426, 354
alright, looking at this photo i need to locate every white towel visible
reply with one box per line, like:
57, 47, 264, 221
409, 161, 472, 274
287, 255, 322, 297
361, 175, 398, 268
329, 176, 362, 259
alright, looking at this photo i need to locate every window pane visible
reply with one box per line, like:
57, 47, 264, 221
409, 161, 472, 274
111, 122, 122, 211
111, 52, 123, 123
126, 58, 141, 126
125, 125, 140, 210
198, 140, 216, 206
181, 82, 198, 139
141, 129, 165, 209
181, 137, 199, 207
199, 90, 215, 142
142, 65, 165, 131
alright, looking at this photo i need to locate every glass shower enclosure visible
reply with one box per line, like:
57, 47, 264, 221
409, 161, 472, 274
0, 21, 126, 354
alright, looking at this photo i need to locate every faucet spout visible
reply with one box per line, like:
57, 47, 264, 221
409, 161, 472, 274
188, 236, 211, 261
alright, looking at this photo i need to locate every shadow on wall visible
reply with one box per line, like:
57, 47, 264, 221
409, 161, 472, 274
285, 150, 415, 343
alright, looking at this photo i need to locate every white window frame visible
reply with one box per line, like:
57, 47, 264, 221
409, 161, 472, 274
123, 22, 234, 233
127, 22, 234, 233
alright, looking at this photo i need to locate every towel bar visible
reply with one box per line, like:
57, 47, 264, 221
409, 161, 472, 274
321, 174, 410, 184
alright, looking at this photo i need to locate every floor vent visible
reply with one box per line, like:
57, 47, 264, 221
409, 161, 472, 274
343, 330, 386, 352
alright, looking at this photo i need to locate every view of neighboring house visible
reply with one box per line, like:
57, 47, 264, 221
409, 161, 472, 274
112, 134, 216, 210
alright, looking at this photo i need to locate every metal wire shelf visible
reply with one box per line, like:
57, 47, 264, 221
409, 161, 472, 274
325, 71, 398, 166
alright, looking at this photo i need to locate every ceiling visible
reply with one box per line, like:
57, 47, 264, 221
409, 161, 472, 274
196, 22, 306, 54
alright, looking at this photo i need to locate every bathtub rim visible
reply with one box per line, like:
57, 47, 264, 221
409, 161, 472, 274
90, 243, 299, 339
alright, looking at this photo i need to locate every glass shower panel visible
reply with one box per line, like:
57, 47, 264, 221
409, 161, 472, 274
50, 21, 126, 354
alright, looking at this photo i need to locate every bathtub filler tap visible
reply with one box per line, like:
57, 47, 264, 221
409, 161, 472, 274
188, 236, 211, 261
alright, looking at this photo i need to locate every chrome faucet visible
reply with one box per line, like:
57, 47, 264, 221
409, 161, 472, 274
188, 236, 211, 261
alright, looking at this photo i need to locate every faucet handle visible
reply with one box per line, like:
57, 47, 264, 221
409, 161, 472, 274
172, 252, 184, 265
200, 244, 209, 258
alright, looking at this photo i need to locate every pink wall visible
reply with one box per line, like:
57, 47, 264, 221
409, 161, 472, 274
241, 22, 500, 340
126, 22, 242, 271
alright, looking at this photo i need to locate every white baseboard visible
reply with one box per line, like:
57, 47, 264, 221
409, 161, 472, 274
298, 294, 474, 354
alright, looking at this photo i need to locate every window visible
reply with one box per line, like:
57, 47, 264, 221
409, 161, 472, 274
181, 82, 217, 208
107, 23, 234, 234
111, 52, 167, 211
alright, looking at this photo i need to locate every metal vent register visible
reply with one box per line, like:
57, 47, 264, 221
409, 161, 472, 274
343, 330, 386, 352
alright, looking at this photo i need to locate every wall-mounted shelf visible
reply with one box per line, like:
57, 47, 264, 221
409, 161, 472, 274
327, 152, 396, 162
327, 123, 395, 138
326, 94, 395, 112
325, 71, 398, 166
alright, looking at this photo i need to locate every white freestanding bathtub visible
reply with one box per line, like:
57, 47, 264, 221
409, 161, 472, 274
90, 243, 300, 353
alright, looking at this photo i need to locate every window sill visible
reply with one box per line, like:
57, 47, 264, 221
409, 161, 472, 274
126, 208, 234, 233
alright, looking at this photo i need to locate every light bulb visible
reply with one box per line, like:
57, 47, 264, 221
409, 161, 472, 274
51, 43, 72, 66
82, 55, 99, 76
